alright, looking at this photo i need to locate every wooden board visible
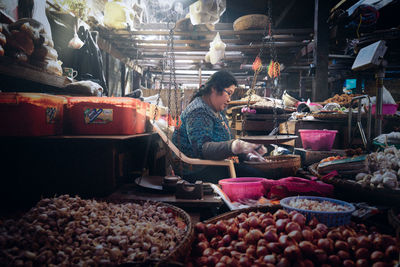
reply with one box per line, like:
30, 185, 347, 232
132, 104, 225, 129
0, 56, 71, 89
240, 135, 298, 144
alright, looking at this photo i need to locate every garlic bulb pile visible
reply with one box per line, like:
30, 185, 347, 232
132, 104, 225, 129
356, 146, 400, 189
0, 195, 187, 265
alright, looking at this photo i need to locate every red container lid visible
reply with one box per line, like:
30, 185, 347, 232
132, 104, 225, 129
66, 97, 138, 108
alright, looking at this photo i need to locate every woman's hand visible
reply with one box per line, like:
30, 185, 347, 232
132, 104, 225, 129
247, 152, 266, 162
231, 140, 266, 155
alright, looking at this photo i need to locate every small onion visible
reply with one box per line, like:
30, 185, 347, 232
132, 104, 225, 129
343, 259, 356, 267
264, 229, 278, 242
276, 218, 290, 232
302, 229, 313, 241
370, 251, 384, 262
274, 209, 289, 220
285, 222, 301, 233
292, 213, 306, 227
328, 254, 341, 266
284, 245, 302, 261
263, 254, 276, 264
338, 250, 350, 260
355, 259, 369, 267
385, 245, 399, 260
355, 247, 370, 260
256, 246, 268, 257
299, 240, 315, 256
288, 230, 302, 242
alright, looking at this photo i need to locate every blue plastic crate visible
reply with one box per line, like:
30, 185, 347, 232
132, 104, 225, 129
280, 196, 355, 227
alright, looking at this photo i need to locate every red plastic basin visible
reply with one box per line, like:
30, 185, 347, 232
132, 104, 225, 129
371, 104, 398, 115
299, 129, 338, 151
219, 177, 267, 202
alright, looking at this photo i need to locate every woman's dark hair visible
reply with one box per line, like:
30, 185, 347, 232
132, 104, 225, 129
190, 70, 237, 102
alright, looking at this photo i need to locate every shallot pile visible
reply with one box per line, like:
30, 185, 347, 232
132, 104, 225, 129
191, 209, 399, 266
0, 195, 187, 265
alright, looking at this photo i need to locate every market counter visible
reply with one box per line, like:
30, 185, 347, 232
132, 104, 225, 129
106, 183, 224, 223
0, 133, 165, 212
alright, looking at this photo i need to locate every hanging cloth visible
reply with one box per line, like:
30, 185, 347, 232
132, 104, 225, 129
71, 26, 108, 95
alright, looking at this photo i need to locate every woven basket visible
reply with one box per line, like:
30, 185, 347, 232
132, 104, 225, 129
280, 196, 355, 227
106, 199, 194, 266
245, 155, 301, 178
204, 205, 280, 224
388, 208, 400, 241
233, 14, 268, 31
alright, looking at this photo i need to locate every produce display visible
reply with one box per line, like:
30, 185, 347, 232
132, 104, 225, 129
0, 195, 188, 265
322, 94, 363, 107
191, 209, 399, 266
285, 198, 351, 212
355, 146, 400, 189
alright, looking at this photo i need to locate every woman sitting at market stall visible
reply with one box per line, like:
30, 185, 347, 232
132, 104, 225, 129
172, 70, 267, 183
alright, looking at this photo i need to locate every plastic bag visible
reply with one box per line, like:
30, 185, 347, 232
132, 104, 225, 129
207, 32, 225, 64
363, 86, 396, 105
189, 0, 226, 25
104, 1, 135, 30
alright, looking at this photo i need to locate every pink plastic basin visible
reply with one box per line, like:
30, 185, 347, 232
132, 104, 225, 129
219, 177, 266, 202
371, 104, 398, 115
299, 129, 338, 151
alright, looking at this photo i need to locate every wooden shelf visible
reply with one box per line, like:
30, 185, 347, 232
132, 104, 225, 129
0, 56, 71, 89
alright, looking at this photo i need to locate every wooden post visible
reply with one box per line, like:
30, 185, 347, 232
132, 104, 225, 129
312, 0, 330, 101
120, 62, 126, 96
105, 53, 109, 91
198, 67, 202, 88
299, 71, 306, 99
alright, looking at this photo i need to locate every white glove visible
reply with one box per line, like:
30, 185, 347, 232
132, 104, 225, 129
247, 152, 266, 162
231, 139, 267, 155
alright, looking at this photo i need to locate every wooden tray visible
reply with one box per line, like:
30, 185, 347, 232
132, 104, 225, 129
240, 135, 298, 144
228, 100, 257, 105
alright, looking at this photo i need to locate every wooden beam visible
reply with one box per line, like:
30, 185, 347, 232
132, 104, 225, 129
98, 28, 313, 37
97, 36, 142, 73
275, 0, 297, 27
128, 42, 307, 52
312, 0, 330, 102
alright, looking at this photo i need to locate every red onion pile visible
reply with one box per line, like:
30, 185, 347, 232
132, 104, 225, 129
190, 209, 399, 267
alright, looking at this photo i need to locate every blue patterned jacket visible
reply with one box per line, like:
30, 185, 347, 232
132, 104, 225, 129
172, 97, 234, 173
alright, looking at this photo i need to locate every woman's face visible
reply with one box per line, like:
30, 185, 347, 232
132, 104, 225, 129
209, 84, 236, 112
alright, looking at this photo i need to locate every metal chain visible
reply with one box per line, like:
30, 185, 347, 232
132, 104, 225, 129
267, 0, 290, 144
165, 21, 184, 175
243, 3, 270, 135
167, 26, 173, 140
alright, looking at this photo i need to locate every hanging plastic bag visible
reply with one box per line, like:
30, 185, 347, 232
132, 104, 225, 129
104, 1, 135, 30
68, 25, 84, 49
208, 32, 226, 64
189, 0, 226, 25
